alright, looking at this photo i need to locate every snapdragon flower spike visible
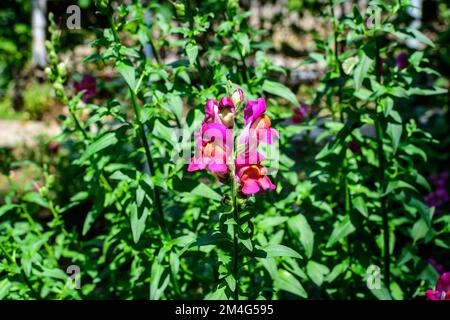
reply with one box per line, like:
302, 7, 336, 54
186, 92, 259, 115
188, 122, 231, 173
188, 89, 277, 196
426, 272, 450, 300
240, 97, 279, 145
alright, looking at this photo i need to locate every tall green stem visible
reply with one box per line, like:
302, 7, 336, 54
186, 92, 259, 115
107, 12, 181, 298
231, 177, 239, 300
374, 36, 390, 292
375, 115, 390, 292
129, 89, 168, 239
185, 0, 208, 88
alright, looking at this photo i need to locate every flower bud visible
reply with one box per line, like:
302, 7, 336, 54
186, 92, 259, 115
94, 0, 110, 12
219, 107, 234, 128
57, 63, 66, 78
45, 67, 55, 81
172, 2, 186, 17
231, 88, 244, 106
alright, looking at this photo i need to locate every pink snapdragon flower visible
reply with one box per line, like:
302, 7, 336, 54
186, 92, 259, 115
188, 123, 231, 173
236, 162, 276, 195
426, 272, 450, 300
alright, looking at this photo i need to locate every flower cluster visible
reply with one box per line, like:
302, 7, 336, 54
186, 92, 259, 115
426, 272, 450, 300
424, 172, 449, 214
188, 89, 277, 195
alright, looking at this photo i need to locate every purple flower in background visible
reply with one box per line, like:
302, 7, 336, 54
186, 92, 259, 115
424, 172, 449, 214
378, 58, 386, 76
292, 101, 318, 124
395, 52, 408, 70
74, 74, 97, 102
428, 258, 445, 275
348, 140, 361, 155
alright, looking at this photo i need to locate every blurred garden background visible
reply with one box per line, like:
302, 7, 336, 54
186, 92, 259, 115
0, 0, 449, 300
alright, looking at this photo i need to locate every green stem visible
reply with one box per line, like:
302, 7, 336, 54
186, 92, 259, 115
148, 37, 161, 65
374, 36, 390, 293
375, 115, 390, 292
185, 0, 208, 88
130, 89, 169, 239
108, 11, 181, 298
231, 178, 239, 300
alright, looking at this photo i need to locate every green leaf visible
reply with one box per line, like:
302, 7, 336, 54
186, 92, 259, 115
326, 216, 356, 247
116, 60, 136, 91
382, 97, 394, 117
325, 262, 349, 283
409, 51, 423, 67
370, 287, 392, 300
386, 123, 402, 154
354, 48, 374, 90
240, 238, 253, 252
165, 94, 183, 124
0, 279, 11, 300
169, 252, 180, 276
274, 270, 307, 298
234, 33, 250, 56
190, 183, 222, 202
262, 80, 300, 107
22, 192, 49, 209
353, 196, 368, 217
129, 203, 148, 244
81, 132, 118, 162
287, 215, 314, 258
306, 261, 330, 287
82, 205, 101, 236
205, 286, 227, 300
150, 259, 170, 300
408, 87, 447, 96
261, 244, 302, 259
0, 204, 18, 217
342, 56, 359, 75
185, 42, 198, 66
408, 28, 434, 48
410, 218, 429, 242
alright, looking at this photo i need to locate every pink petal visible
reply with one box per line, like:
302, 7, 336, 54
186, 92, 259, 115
219, 96, 235, 109
426, 290, 443, 300
187, 163, 200, 172
241, 179, 261, 195
244, 98, 266, 125
204, 99, 219, 123
436, 272, 450, 292
208, 163, 229, 173
258, 176, 276, 190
